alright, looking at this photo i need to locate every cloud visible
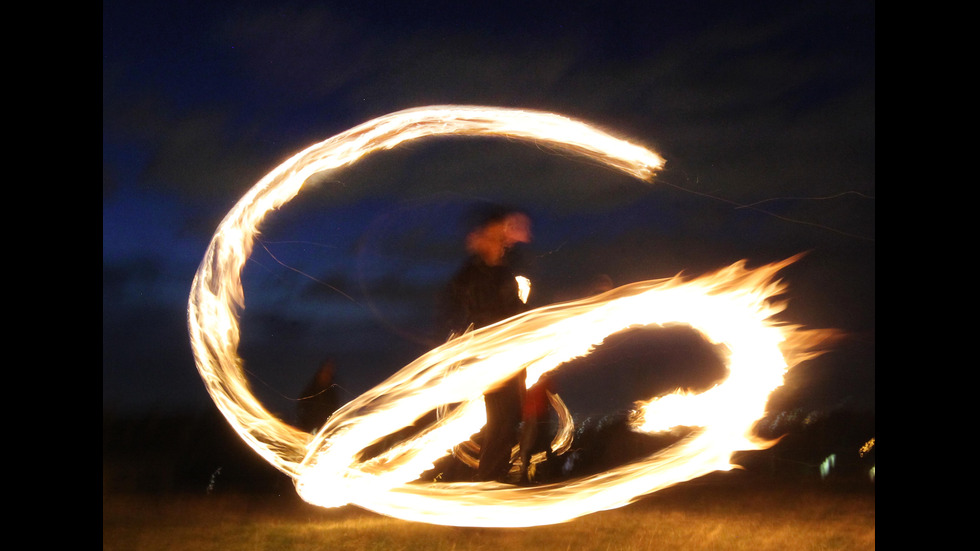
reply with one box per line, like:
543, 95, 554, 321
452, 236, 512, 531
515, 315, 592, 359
105, 1, 873, 218
104, 1, 874, 414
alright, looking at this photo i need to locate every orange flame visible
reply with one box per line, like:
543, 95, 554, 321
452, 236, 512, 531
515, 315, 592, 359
187, 106, 828, 527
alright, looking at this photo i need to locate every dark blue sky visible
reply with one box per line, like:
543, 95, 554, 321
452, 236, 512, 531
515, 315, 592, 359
103, 1, 874, 421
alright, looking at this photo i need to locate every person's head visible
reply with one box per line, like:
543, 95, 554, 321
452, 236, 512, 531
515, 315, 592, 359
464, 206, 532, 265
314, 359, 335, 384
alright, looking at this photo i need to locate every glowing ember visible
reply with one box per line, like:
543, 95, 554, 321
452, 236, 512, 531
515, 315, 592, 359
188, 105, 828, 527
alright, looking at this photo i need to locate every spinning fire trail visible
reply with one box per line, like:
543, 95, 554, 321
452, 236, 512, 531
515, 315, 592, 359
188, 106, 829, 527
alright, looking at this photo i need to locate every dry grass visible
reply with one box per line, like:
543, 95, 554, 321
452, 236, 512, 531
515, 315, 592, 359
103, 476, 874, 551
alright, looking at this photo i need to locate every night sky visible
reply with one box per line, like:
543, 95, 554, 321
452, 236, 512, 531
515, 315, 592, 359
103, 1, 874, 426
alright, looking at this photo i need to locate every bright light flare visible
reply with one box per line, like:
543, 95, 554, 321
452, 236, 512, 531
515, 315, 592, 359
515, 275, 531, 304
187, 105, 829, 527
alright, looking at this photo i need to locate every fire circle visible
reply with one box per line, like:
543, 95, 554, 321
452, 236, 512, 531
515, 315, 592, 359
188, 106, 816, 527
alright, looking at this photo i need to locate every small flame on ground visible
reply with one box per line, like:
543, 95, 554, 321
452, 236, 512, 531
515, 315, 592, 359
188, 105, 829, 527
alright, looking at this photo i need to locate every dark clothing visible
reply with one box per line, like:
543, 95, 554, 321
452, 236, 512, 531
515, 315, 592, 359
478, 373, 526, 481
443, 255, 528, 481
443, 255, 527, 337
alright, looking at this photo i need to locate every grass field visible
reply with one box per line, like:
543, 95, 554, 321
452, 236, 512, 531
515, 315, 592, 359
104, 407, 874, 549
103, 474, 874, 550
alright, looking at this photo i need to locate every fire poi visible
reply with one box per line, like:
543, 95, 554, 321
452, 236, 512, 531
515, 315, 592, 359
187, 105, 830, 527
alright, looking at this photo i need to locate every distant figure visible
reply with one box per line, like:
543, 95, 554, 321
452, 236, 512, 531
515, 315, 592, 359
519, 373, 554, 484
442, 204, 533, 482
297, 358, 340, 432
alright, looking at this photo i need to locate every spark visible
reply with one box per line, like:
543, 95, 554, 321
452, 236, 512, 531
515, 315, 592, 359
859, 438, 875, 458
188, 105, 829, 527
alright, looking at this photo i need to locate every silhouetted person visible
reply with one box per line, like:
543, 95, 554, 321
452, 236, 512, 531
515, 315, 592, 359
297, 358, 340, 432
442, 205, 532, 482
519, 373, 554, 484
443, 207, 532, 337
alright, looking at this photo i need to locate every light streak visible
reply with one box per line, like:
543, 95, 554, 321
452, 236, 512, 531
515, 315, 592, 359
515, 275, 531, 304
187, 105, 828, 527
